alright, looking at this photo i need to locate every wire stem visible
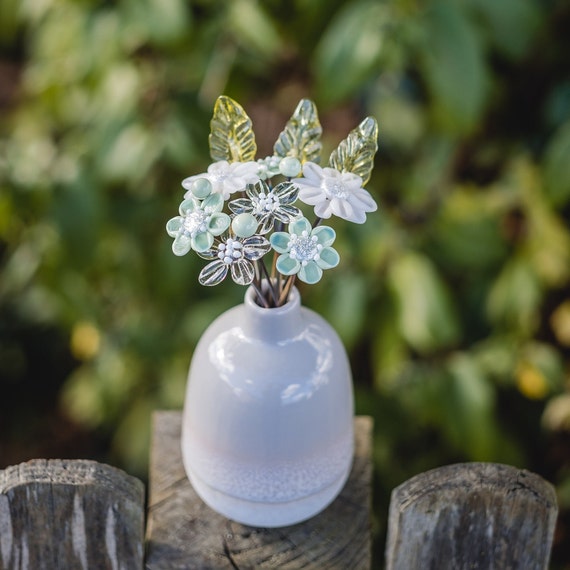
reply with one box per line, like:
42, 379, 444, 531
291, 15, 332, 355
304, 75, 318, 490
250, 279, 270, 308
258, 259, 278, 306
278, 275, 296, 306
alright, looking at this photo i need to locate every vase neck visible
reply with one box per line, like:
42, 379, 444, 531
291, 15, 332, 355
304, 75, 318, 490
243, 286, 304, 342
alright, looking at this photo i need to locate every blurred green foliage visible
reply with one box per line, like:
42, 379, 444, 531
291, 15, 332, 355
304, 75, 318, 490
2, 0, 570, 565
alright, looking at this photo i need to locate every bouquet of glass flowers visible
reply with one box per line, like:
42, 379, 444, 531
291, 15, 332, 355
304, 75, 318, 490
166, 96, 378, 308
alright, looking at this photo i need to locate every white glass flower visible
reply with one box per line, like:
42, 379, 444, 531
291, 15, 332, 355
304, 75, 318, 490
182, 160, 260, 200
229, 180, 301, 234
198, 235, 271, 286
270, 217, 340, 284
294, 162, 377, 224
166, 189, 230, 255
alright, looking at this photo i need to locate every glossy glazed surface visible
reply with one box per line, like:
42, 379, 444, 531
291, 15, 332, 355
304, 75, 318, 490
181, 287, 354, 526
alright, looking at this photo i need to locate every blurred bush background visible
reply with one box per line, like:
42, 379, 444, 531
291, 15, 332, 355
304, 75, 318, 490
1, 0, 570, 565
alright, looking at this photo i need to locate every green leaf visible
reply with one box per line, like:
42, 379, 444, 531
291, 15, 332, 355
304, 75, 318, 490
209, 96, 257, 163
387, 251, 460, 353
227, 0, 284, 60
544, 121, 570, 207
487, 254, 542, 334
273, 99, 323, 164
313, 0, 392, 105
465, 0, 541, 60
441, 353, 497, 461
329, 116, 378, 186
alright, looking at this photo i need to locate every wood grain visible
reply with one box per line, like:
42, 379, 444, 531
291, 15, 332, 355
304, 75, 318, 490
0, 459, 145, 570
145, 411, 372, 569
385, 462, 558, 570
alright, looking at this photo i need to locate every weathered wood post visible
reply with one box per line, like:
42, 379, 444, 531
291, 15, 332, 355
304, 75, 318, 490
0, 459, 145, 570
385, 462, 558, 570
145, 411, 373, 569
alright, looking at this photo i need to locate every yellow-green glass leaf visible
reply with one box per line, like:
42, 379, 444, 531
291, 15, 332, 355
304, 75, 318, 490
273, 99, 322, 164
329, 116, 378, 186
209, 96, 257, 163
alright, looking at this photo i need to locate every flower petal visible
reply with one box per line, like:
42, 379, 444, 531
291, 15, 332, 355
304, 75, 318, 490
199, 259, 228, 286
208, 160, 230, 174
276, 204, 301, 222
192, 232, 214, 253
289, 217, 312, 236
208, 212, 231, 236
314, 201, 333, 219
274, 181, 299, 204
298, 261, 323, 284
228, 198, 254, 215
246, 180, 268, 200
258, 214, 275, 235
299, 161, 323, 183
346, 208, 367, 224
270, 231, 292, 253
166, 216, 183, 237
340, 171, 363, 187
243, 235, 271, 260
297, 185, 325, 206
349, 188, 378, 212
231, 259, 255, 285
195, 247, 217, 260
312, 225, 336, 247
202, 193, 224, 212
276, 254, 300, 276
330, 197, 355, 221
232, 161, 261, 181
179, 198, 196, 216
172, 233, 192, 256
316, 246, 340, 269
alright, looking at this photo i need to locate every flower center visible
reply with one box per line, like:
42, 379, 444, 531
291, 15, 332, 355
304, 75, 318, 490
253, 191, 280, 214
184, 209, 209, 237
288, 231, 322, 266
217, 238, 244, 264
322, 178, 349, 199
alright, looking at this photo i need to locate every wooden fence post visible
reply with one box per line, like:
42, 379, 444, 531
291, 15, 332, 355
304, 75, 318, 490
0, 459, 145, 570
385, 462, 558, 570
145, 411, 373, 569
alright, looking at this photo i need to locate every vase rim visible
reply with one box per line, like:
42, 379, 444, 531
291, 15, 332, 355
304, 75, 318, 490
244, 285, 300, 314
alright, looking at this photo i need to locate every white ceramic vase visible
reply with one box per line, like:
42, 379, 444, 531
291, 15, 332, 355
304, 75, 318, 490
181, 286, 354, 527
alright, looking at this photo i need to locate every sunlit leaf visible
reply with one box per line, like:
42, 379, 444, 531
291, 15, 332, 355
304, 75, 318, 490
273, 99, 322, 164
387, 250, 460, 353
313, 0, 392, 105
486, 254, 542, 334
329, 116, 378, 185
227, 0, 283, 59
441, 353, 497, 460
209, 96, 257, 163
543, 121, 570, 207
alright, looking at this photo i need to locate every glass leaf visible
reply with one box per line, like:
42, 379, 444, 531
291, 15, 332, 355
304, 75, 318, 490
329, 116, 378, 186
273, 99, 323, 164
209, 96, 257, 163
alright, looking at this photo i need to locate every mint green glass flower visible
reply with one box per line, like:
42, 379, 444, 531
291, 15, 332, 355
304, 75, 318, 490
270, 217, 340, 284
166, 190, 230, 255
